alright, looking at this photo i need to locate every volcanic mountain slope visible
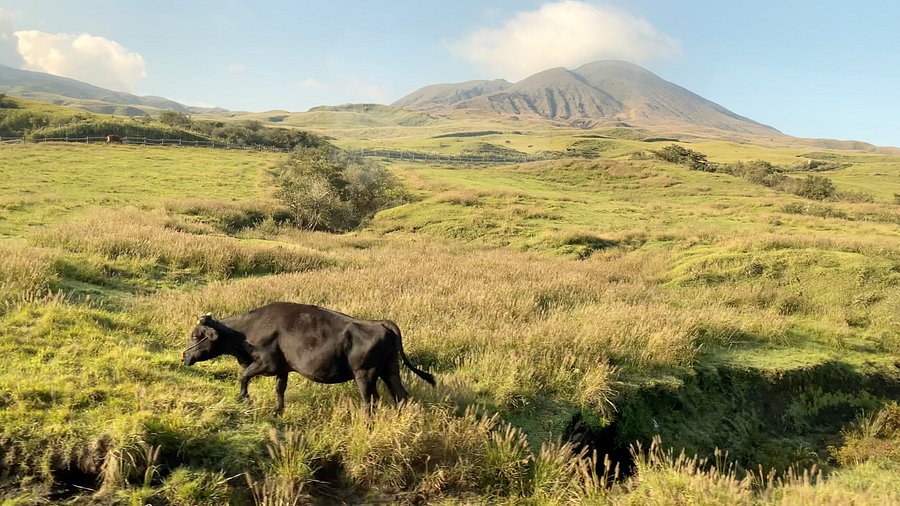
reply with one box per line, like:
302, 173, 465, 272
393, 60, 781, 137
391, 79, 512, 110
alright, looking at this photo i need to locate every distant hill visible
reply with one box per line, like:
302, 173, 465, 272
393, 60, 781, 138
392, 79, 511, 110
0, 64, 213, 116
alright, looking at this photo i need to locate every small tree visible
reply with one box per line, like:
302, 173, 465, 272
159, 110, 192, 128
652, 144, 712, 171
274, 146, 403, 231
797, 175, 835, 200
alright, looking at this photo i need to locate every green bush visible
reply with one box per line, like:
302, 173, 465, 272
0, 93, 17, 109
652, 144, 712, 171
30, 119, 208, 141
273, 145, 405, 231
797, 175, 836, 200
159, 110, 192, 129
188, 118, 324, 149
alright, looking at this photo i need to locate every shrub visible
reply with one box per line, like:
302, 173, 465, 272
796, 175, 835, 200
159, 110, 192, 129
30, 119, 208, 141
273, 146, 404, 231
652, 144, 712, 171
0, 92, 17, 109
722, 160, 785, 187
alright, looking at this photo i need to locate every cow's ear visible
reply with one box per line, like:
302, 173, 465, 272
198, 312, 213, 325
206, 327, 220, 341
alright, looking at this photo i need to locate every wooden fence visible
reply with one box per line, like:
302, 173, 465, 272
0, 135, 288, 151
350, 148, 558, 165
0, 136, 566, 165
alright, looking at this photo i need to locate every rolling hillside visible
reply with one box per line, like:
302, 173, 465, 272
0, 64, 222, 116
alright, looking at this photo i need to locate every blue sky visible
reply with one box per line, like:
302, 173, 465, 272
1, 1, 899, 146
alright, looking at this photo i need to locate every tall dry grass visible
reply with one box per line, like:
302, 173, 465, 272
0, 241, 59, 307
31, 208, 333, 279
136, 232, 783, 419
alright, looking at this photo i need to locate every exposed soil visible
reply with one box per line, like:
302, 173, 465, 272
565, 360, 900, 477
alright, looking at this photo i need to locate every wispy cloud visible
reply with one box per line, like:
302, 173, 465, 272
15, 30, 146, 91
226, 63, 246, 73
299, 77, 321, 88
451, 0, 680, 81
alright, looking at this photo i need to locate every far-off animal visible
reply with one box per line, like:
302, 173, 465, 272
181, 302, 436, 414
106, 134, 123, 145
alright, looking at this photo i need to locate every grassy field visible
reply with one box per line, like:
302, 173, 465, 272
1, 133, 899, 505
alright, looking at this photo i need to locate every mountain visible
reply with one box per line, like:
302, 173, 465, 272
0, 64, 211, 116
393, 60, 780, 137
392, 79, 511, 110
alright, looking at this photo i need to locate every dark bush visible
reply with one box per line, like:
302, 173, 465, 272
797, 175, 836, 200
652, 144, 712, 171
0, 93, 17, 109
159, 111, 192, 128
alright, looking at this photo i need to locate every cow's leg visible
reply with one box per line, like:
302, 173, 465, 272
239, 360, 267, 402
354, 368, 379, 416
274, 372, 288, 415
379, 358, 408, 405
381, 372, 409, 405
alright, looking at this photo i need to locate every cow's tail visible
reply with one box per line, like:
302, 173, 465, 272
383, 321, 435, 387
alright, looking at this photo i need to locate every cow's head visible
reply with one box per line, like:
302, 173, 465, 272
182, 313, 224, 366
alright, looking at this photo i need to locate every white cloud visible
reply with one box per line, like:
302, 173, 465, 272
452, 1, 680, 81
0, 8, 22, 67
15, 30, 146, 91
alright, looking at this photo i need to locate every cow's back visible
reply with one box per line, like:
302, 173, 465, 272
262, 303, 360, 383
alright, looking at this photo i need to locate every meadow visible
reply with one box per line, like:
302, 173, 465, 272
0, 124, 899, 505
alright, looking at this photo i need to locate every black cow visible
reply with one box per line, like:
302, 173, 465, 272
181, 302, 435, 413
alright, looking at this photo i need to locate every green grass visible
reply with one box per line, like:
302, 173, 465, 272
0, 144, 280, 237
1, 130, 899, 504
